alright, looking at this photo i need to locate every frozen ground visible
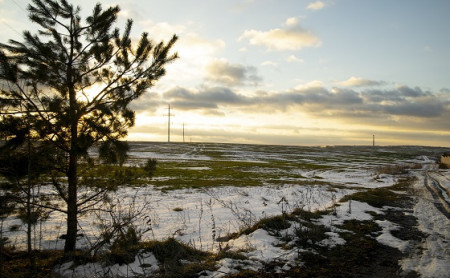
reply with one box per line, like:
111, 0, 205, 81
1, 142, 449, 277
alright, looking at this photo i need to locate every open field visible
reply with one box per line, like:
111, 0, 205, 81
1, 142, 449, 277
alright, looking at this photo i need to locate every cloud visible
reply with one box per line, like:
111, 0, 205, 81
139, 20, 186, 41
137, 22, 225, 89
361, 86, 430, 103
159, 83, 449, 121
396, 85, 428, 97
163, 86, 248, 110
205, 59, 262, 86
307, 1, 326, 10
335, 76, 385, 87
129, 92, 162, 113
285, 17, 299, 26
139, 20, 224, 65
239, 17, 321, 51
261, 61, 278, 67
297, 86, 445, 118
382, 98, 444, 118
294, 80, 324, 90
176, 33, 225, 61
286, 55, 304, 63
279, 87, 363, 106
440, 88, 450, 94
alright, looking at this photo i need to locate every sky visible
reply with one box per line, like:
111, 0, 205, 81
1, 0, 449, 146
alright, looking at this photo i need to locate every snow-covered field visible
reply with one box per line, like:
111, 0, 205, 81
1, 142, 449, 277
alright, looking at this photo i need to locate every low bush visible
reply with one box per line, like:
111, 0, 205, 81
141, 238, 214, 277
107, 227, 140, 265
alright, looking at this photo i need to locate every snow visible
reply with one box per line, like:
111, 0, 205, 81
319, 200, 383, 226
428, 171, 450, 204
401, 172, 450, 278
212, 258, 262, 278
313, 170, 395, 189
54, 251, 159, 277
375, 220, 410, 253
319, 231, 346, 247
228, 229, 297, 263
2, 143, 449, 277
2, 183, 345, 252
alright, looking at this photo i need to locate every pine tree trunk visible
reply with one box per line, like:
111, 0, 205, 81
64, 50, 78, 253
64, 144, 78, 253
26, 138, 35, 270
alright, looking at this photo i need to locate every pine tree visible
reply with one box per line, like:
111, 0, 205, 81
0, 0, 177, 254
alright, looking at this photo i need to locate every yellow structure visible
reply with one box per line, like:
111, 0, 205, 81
441, 155, 450, 168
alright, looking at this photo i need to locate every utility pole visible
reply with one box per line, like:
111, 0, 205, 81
183, 123, 185, 143
373, 134, 375, 147
167, 104, 172, 142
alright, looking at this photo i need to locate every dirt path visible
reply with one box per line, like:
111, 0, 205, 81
424, 171, 450, 219
400, 170, 450, 277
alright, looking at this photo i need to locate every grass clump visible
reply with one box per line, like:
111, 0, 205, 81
143, 238, 209, 263
389, 176, 416, 192
338, 219, 382, 237
340, 188, 401, 208
214, 248, 248, 261
256, 215, 292, 232
239, 214, 294, 236
141, 238, 214, 277
295, 221, 330, 247
341, 177, 415, 208
106, 227, 140, 265
0, 249, 66, 278
292, 207, 328, 221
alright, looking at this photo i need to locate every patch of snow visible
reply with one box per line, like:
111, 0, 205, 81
319, 231, 346, 247
375, 220, 410, 253
401, 173, 450, 278
208, 229, 298, 277
208, 258, 262, 278
54, 251, 159, 278
229, 229, 297, 263
428, 171, 450, 203
319, 200, 383, 227
314, 170, 396, 189
176, 166, 211, 170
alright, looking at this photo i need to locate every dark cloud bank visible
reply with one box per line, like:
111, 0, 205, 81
157, 85, 449, 120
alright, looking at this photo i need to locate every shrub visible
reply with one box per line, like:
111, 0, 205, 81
143, 158, 158, 177
141, 238, 213, 277
108, 227, 140, 265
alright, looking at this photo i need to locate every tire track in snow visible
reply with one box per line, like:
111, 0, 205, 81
424, 171, 450, 219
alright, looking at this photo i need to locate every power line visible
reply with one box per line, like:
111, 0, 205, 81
1, 0, 28, 37
0, 19, 22, 36
9, 0, 27, 13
